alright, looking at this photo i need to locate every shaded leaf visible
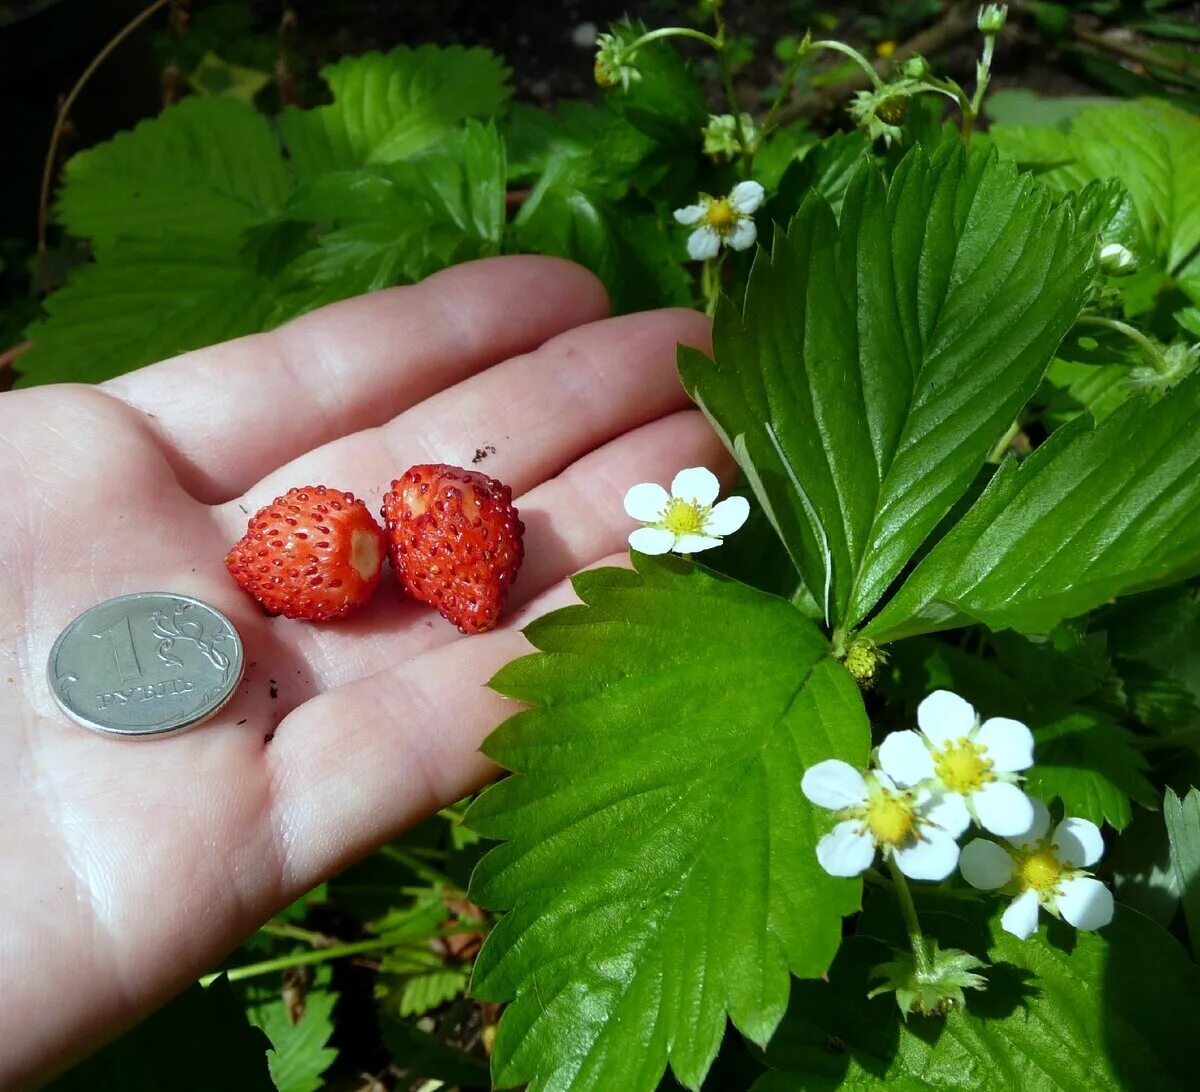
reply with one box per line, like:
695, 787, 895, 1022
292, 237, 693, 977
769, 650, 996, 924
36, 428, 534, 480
1025, 707, 1155, 830
1165, 786, 1200, 954
755, 906, 1200, 1090
466, 554, 869, 1091
48, 978, 273, 1091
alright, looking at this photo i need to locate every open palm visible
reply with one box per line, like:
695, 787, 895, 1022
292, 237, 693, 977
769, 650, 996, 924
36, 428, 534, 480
0, 257, 721, 1087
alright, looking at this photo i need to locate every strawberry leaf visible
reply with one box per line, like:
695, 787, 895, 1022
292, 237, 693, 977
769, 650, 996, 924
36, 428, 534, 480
280, 44, 512, 178
991, 99, 1200, 302
756, 906, 1200, 1090
466, 554, 869, 1092
864, 374, 1200, 641
1025, 708, 1156, 831
240, 966, 339, 1092
56, 96, 292, 254
679, 142, 1095, 634
18, 236, 282, 386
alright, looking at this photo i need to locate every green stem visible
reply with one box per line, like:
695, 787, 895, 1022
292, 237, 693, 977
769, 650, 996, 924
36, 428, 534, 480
258, 922, 333, 946
710, 5, 751, 171
809, 39, 887, 90
200, 934, 408, 986
1077, 314, 1165, 369
757, 57, 805, 146
963, 37, 997, 142
888, 859, 932, 976
986, 420, 1021, 464
626, 26, 721, 54
701, 255, 725, 316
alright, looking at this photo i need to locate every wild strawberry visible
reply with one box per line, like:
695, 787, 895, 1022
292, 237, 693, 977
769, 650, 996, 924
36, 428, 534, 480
225, 485, 387, 621
381, 464, 525, 634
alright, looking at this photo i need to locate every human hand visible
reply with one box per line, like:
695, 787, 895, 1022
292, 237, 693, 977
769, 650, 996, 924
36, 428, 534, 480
0, 256, 722, 1087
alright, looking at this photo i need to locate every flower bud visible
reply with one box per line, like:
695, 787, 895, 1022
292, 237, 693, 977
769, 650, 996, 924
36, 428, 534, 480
1098, 242, 1136, 276
977, 3, 1008, 35
901, 54, 931, 80
701, 113, 758, 162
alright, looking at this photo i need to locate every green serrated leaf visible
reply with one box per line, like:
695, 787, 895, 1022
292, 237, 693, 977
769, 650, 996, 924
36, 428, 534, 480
680, 142, 1095, 633
991, 99, 1200, 301
512, 156, 693, 313
241, 966, 338, 1092
57, 95, 291, 253
48, 977, 274, 1091
755, 907, 1200, 1090
1165, 786, 1200, 953
273, 121, 506, 321
865, 375, 1200, 641
1025, 707, 1156, 830
465, 554, 869, 1092
18, 236, 281, 385
279, 44, 511, 178
398, 967, 470, 1017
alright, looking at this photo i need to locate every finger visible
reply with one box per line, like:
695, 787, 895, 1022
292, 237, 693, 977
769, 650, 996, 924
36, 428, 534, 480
216, 308, 712, 537
270, 409, 731, 693
264, 556, 626, 894
103, 257, 609, 503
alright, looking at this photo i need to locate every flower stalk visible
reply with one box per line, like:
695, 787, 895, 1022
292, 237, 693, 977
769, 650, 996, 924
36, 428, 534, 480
889, 859, 933, 976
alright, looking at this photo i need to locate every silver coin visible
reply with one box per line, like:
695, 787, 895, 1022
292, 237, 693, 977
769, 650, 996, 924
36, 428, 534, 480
47, 592, 245, 738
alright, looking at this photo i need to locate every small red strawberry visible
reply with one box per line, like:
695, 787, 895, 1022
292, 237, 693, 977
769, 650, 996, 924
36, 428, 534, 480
226, 485, 387, 621
381, 464, 525, 634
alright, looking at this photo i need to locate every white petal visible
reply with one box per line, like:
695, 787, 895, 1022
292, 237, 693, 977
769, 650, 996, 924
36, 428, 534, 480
1010, 797, 1051, 848
801, 759, 868, 810
973, 781, 1036, 838
924, 791, 971, 838
672, 533, 723, 553
1000, 888, 1042, 940
872, 769, 898, 793
673, 203, 705, 225
623, 482, 670, 522
816, 821, 876, 877
975, 717, 1035, 772
1053, 818, 1105, 869
729, 179, 765, 213
917, 690, 977, 746
687, 226, 721, 260
670, 466, 721, 507
702, 496, 749, 536
726, 218, 757, 251
893, 828, 960, 881
959, 838, 1015, 890
628, 527, 676, 555
878, 730, 934, 787
1057, 876, 1114, 932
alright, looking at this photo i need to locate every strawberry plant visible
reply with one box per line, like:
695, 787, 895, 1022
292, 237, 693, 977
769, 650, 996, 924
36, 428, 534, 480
26, 1, 1200, 1090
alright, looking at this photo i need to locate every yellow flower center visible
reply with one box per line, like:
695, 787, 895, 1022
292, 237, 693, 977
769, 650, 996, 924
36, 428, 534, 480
705, 198, 737, 233
933, 739, 992, 794
661, 497, 706, 535
1016, 848, 1063, 894
865, 792, 917, 847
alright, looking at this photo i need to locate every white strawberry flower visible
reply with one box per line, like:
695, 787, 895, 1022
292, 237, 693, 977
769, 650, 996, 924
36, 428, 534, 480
878, 690, 1035, 838
623, 467, 749, 555
959, 798, 1114, 940
673, 180, 764, 260
801, 756, 970, 882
